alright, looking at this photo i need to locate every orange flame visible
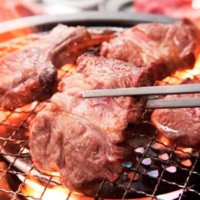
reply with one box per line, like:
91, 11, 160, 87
18, 175, 70, 200
179, 148, 193, 153
163, 55, 200, 85
58, 64, 77, 79
18, 175, 154, 200
159, 136, 170, 146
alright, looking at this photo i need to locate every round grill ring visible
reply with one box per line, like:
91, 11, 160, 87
0, 12, 199, 200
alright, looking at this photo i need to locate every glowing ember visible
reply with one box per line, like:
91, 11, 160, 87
127, 172, 139, 181
0, 34, 39, 55
15, 101, 38, 112
57, 64, 77, 80
61, 64, 76, 72
163, 55, 200, 85
178, 147, 193, 153
18, 175, 70, 200
181, 159, 192, 167
159, 136, 171, 146
18, 175, 160, 200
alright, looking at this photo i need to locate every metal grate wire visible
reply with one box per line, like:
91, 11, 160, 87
0, 30, 200, 200
0, 67, 200, 200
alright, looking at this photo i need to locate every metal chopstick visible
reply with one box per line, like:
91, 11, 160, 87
83, 84, 200, 109
146, 97, 200, 109
83, 84, 200, 98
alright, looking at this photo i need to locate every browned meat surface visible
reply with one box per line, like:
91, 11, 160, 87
101, 19, 200, 81
0, 25, 91, 110
29, 54, 157, 193
152, 75, 200, 149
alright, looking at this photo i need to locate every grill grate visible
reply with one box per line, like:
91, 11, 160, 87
0, 82, 200, 200
0, 30, 200, 200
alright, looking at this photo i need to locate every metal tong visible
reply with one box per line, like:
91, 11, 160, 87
83, 84, 200, 109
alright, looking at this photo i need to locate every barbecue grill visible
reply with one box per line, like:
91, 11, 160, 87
0, 12, 200, 200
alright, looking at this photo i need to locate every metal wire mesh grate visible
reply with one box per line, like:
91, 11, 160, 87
0, 28, 200, 200
0, 84, 200, 200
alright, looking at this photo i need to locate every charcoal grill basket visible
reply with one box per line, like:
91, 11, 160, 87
0, 12, 200, 200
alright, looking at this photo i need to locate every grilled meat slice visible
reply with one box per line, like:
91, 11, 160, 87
30, 100, 133, 194
151, 75, 200, 149
101, 19, 200, 80
0, 25, 91, 110
29, 54, 156, 193
60, 53, 156, 144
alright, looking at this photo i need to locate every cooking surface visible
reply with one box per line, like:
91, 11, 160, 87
0, 13, 200, 200
1, 100, 200, 199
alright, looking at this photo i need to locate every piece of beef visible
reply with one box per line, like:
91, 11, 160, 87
59, 54, 156, 144
151, 75, 200, 149
29, 54, 156, 193
0, 25, 91, 110
134, 0, 200, 20
101, 19, 200, 81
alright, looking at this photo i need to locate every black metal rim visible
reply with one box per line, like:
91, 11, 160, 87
0, 12, 178, 34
